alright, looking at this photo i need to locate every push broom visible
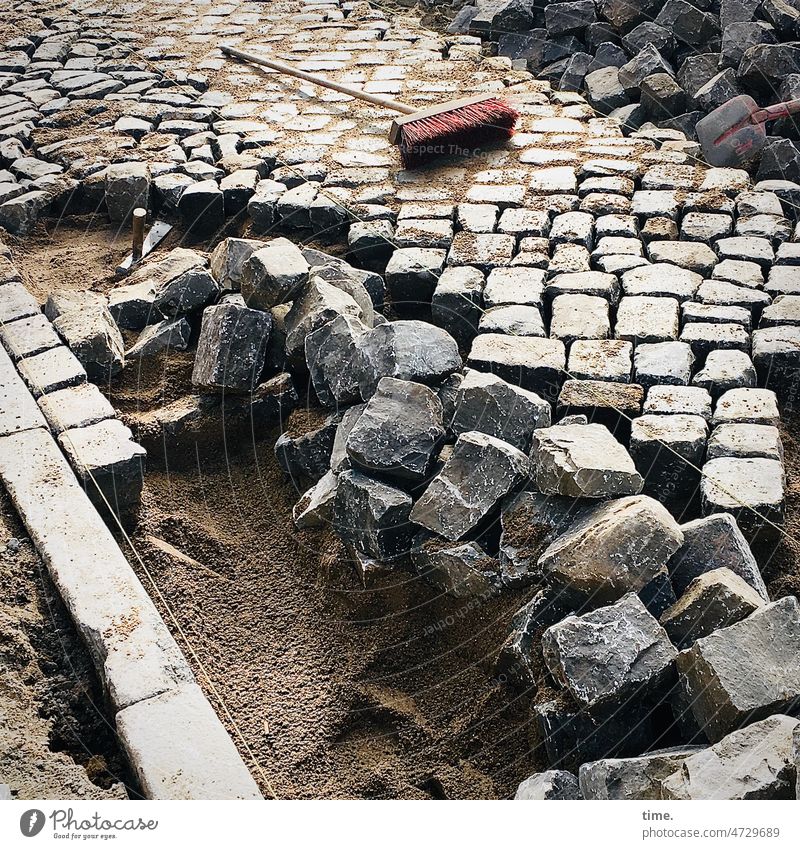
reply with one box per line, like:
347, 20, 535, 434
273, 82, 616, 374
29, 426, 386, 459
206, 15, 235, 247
221, 45, 520, 168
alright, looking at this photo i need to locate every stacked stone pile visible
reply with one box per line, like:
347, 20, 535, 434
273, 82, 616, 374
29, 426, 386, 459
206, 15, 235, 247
442, 0, 800, 175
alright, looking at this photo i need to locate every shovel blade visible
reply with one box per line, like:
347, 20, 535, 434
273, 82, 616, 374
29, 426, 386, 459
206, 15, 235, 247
696, 95, 766, 167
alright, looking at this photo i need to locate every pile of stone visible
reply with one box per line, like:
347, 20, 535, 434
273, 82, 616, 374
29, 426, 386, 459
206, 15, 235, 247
514, 591, 800, 799
445, 0, 800, 171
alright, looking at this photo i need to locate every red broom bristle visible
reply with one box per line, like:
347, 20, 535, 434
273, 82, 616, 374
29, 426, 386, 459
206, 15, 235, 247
398, 98, 520, 169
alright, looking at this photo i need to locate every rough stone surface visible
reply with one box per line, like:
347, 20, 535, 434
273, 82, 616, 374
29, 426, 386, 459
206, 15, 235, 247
451, 369, 551, 452
579, 746, 702, 800
345, 377, 445, 483
542, 593, 678, 712
514, 770, 582, 800
678, 597, 800, 742
191, 302, 271, 393
538, 495, 684, 602
531, 422, 643, 498
410, 431, 531, 542
660, 714, 800, 800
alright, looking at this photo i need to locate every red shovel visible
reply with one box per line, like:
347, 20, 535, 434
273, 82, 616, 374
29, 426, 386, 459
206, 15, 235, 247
696, 95, 800, 167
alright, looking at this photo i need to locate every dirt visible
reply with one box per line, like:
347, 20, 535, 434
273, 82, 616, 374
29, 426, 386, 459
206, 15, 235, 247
0, 488, 135, 800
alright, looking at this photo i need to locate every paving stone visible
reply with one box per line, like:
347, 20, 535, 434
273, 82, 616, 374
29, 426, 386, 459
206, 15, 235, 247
411, 533, 501, 599
247, 179, 286, 232
765, 265, 800, 297
292, 470, 338, 531
550, 211, 594, 250
451, 369, 550, 452
660, 714, 800, 800
467, 334, 565, 401
385, 247, 446, 307
178, 179, 224, 239
546, 270, 620, 303
107, 279, 158, 331
305, 314, 368, 409
556, 379, 643, 425
447, 232, 516, 271
538, 494, 684, 602
356, 320, 461, 399
0, 313, 60, 361
410, 431, 530, 542
622, 264, 702, 300
692, 350, 757, 399
616, 296, 680, 344
631, 189, 680, 221
345, 377, 444, 483
661, 567, 765, 648
633, 341, 694, 388
457, 203, 499, 233
498, 208, 550, 237
707, 423, 783, 462
682, 301, 752, 330
713, 387, 780, 426
0, 344, 47, 437
0, 190, 49, 235
696, 280, 771, 314
484, 267, 546, 309
277, 411, 338, 484
680, 322, 751, 359
568, 338, 632, 383
647, 241, 718, 277
431, 265, 484, 345
716, 236, 775, 268
209, 238, 262, 294
18, 345, 86, 398
644, 385, 713, 420
241, 237, 309, 310
760, 294, 800, 328
36, 382, 114, 435
629, 414, 707, 502
52, 302, 125, 381
478, 304, 545, 337
105, 161, 150, 222
543, 592, 677, 712
191, 301, 271, 393
58, 418, 145, 518
711, 260, 764, 290
669, 511, 768, 600
681, 212, 734, 243
531, 422, 642, 499
514, 770, 582, 800
751, 325, 800, 396
550, 293, 610, 343
126, 317, 192, 359
284, 276, 372, 366
701, 456, 785, 540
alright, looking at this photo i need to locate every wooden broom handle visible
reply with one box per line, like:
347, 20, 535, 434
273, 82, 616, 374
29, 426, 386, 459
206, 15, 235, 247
221, 45, 416, 115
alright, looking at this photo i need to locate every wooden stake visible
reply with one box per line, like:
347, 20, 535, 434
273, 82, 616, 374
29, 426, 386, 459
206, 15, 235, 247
131, 207, 146, 260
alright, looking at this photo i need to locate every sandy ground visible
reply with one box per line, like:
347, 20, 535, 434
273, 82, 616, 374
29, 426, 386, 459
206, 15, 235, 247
8, 216, 800, 799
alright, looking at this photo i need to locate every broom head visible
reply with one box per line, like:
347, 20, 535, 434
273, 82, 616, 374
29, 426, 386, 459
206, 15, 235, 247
390, 93, 520, 169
